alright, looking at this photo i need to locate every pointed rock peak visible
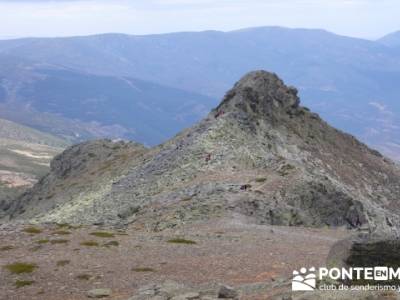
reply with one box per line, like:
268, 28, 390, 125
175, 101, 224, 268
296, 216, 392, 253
216, 70, 300, 120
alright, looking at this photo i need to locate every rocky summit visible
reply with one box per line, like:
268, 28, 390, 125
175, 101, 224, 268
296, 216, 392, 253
3, 71, 400, 235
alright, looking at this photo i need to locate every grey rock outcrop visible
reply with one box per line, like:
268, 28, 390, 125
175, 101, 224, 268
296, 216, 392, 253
127, 281, 237, 300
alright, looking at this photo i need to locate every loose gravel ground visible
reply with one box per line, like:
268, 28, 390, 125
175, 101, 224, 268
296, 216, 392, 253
0, 217, 349, 300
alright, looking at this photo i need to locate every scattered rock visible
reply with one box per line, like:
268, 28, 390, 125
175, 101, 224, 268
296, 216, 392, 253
87, 288, 112, 298
171, 292, 201, 300
217, 284, 238, 299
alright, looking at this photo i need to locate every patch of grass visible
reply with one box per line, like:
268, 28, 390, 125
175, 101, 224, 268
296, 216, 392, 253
52, 230, 71, 235
23, 227, 42, 234
132, 267, 156, 272
50, 239, 69, 244
0, 245, 14, 251
90, 231, 115, 238
80, 241, 99, 247
56, 260, 70, 267
76, 274, 91, 280
167, 238, 197, 245
4, 262, 37, 274
255, 177, 267, 183
36, 239, 50, 244
15, 280, 35, 288
103, 241, 119, 247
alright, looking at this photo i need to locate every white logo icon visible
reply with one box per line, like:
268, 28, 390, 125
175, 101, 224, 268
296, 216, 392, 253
292, 267, 316, 291
374, 267, 388, 281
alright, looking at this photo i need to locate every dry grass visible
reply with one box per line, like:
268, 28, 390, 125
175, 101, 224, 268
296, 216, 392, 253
36, 239, 50, 244
131, 267, 156, 272
76, 274, 91, 281
56, 260, 70, 267
15, 280, 35, 288
103, 241, 119, 247
80, 241, 99, 247
50, 239, 69, 245
90, 231, 115, 238
52, 230, 71, 235
23, 227, 42, 234
167, 238, 197, 245
0, 245, 14, 251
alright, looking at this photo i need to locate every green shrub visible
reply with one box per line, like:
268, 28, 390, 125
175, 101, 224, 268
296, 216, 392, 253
103, 241, 119, 247
36, 239, 49, 244
23, 227, 42, 234
4, 262, 37, 274
167, 238, 197, 245
132, 267, 155, 272
80, 241, 99, 247
50, 239, 69, 244
255, 177, 267, 183
15, 280, 35, 288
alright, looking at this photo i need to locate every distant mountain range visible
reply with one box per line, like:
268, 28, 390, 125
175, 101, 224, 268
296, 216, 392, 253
0, 27, 399, 158
379, 31, 400, 48
0, 55, 214, 145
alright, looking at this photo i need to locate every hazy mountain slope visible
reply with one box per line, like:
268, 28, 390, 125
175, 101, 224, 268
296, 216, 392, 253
1, 27, 399, 158
0, 56, 215, 145
0, 118, 66, 209
5, 71, 400, 236
378, 31, 400, 48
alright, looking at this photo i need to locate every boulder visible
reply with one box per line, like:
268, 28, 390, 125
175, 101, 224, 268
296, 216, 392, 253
87, 288, 112, 298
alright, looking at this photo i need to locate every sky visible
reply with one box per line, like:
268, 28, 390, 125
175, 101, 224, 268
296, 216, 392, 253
0, 0, 399, 40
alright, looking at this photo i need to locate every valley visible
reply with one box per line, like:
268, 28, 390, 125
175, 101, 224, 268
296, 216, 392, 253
0, 118, 66, 213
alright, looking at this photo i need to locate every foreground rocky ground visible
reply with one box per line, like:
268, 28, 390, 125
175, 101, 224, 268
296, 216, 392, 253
0, 217, 349, 300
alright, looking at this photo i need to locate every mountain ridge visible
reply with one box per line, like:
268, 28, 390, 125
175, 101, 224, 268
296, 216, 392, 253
4, 71, 400, 237
378, 30, 400, 48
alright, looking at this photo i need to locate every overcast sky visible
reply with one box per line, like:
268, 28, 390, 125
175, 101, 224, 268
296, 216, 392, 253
1, 0, 399, 40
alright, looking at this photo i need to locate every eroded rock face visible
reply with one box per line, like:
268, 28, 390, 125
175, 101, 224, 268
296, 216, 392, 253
4, 71, 400, 230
